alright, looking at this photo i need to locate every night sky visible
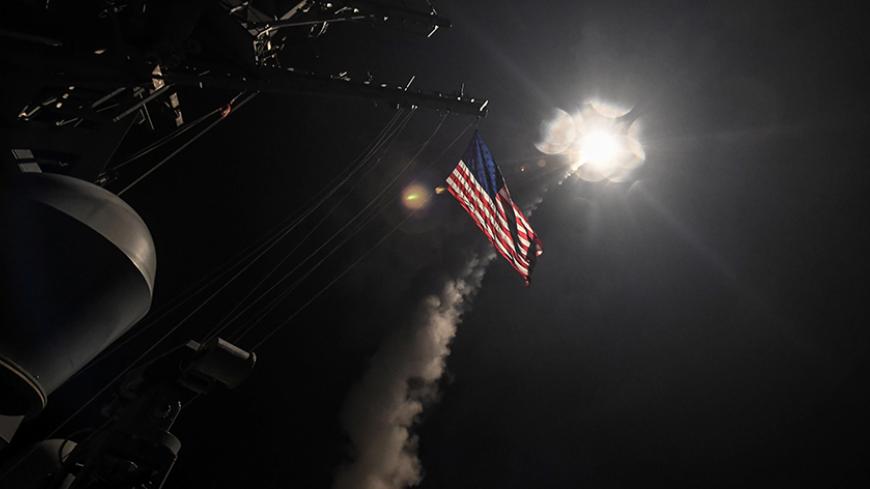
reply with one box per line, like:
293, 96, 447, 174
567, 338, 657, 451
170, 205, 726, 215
9, 1, 870, 487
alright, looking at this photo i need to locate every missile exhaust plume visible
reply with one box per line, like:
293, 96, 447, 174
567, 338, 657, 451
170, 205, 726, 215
332, 254, 493, 489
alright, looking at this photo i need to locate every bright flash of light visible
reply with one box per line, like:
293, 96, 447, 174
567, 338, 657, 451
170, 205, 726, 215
580, 131, 619, 164
401, 183, 432, 210
538, 98, 645, 183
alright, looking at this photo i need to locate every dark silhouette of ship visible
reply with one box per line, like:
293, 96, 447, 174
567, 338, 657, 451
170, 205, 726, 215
0, 2, 487, 487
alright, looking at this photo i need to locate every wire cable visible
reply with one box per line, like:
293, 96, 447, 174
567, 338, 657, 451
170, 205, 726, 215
210, 112, 443, 342
57, 108, 412, 424
233, 117, 473, 343
249, 212, 414, 350
63, 95, 342, 383
82, 107, 407, 373
29, 108, 405, 457
198, 111, 401, 339
201, 109, 415, 341
235, 113, 450, 346
2, 111, 456, 484
109, 107, 222, 172
117, 92, 259, 196
0, 107, 456, 486
230, 195, 387, 343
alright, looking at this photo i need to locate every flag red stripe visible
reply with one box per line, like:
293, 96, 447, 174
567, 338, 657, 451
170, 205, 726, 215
453, 174, 530, 272
446, 178, 522, 265
451, 164, 523, 260
448, 168, 519, 253
447, 168, 530, 274
448, 170, 519, 256
446, 175, 529, 274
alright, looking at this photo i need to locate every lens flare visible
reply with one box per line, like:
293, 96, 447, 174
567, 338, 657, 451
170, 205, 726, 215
535, 108, 576, 155
401, 183, 432, 210
538, 99, 645, 183
580, 131, 619, 164
589, 99, 632, 119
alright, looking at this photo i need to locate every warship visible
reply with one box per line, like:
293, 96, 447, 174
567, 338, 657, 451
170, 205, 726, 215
0, 1, 486, 487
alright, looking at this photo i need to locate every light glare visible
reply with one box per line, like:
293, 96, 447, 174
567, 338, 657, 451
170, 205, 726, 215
401, 183, 431, 210
580, 132, 619, 164
537, 99, 645, 183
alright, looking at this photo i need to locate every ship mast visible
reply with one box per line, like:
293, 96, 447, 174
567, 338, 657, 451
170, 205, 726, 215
2, 0, 488, 184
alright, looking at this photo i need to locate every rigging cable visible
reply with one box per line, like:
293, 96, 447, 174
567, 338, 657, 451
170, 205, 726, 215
211, 112, 446, 343
229, 192, 388, 343
202, 109, 417, 342
2, 113, 455, 484
109, 107, 222, 172
233, 113, 454, 346
249, 213, 414, 351
199, 108, 413, 341
112, 93, 248, 172
44, 108, 410, 420
117, 92, 259, 196
0, 108, 446, 486
81, 107, 408, 380
64, 94, 328, 382
233, 117, 476, 344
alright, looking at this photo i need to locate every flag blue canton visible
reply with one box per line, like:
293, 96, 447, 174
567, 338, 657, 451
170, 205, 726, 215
465, 132, 503, 201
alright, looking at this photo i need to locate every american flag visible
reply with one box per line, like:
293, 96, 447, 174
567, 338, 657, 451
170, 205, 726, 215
446, 132, 543, 285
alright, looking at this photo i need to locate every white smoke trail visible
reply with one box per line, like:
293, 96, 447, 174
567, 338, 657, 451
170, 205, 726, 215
333, 253, 494, 489
333, 128, 567, 488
